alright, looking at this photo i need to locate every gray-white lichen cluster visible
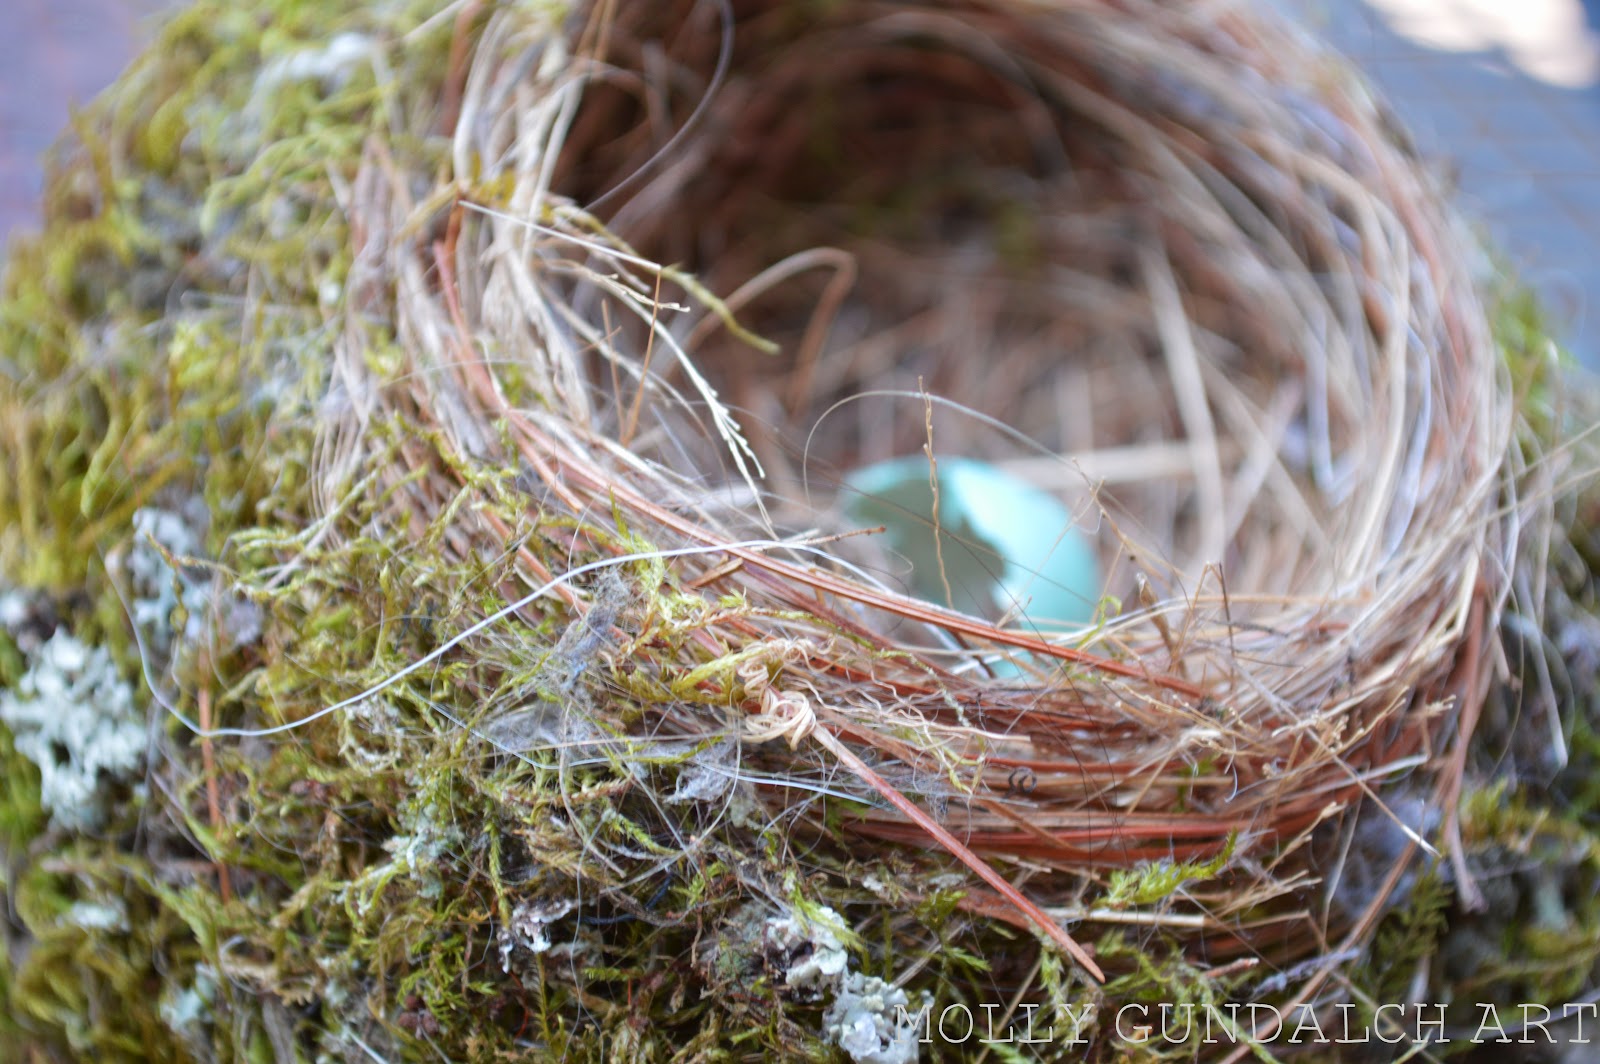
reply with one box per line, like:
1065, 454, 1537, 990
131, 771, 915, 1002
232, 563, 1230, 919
0, 504, 264, 836
0, 587, 28, 633
764, 908, 851, 994
343, 777, 466, 914
0, 629, 146, 831
159, 964, 219, 1055
128, 504, 210, 646
763, 907, 930, 1064
389, 789, 465, 895
826, 970, 930, 1064
128, 504, 261, 656
499, 898, 578, 971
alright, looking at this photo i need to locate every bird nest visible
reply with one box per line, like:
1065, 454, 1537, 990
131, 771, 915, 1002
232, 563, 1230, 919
426, 0, 1515, 967
0, 0, 1526, 1058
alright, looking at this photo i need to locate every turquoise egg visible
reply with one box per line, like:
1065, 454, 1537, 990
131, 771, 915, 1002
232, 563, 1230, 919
842, 456, 1101, 630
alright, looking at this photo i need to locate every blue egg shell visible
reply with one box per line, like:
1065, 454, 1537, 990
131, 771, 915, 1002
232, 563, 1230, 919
843, 456, 1101, 629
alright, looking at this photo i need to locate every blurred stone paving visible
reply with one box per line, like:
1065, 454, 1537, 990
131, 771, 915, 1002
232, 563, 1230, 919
1280, 0, 1600, 368
3, 0, 1600, 368
0, 0, 166, 245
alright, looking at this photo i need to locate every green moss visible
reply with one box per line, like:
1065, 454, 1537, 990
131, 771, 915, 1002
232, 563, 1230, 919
0, 1, 521, 1057
0, 713, 45, 854
1103, 835, 1235, 909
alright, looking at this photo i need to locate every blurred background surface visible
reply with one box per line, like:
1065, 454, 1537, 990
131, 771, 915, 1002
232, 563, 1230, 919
2, 0, 1598, 366
1283, 0, 1600, 367
0, 0, 167, 242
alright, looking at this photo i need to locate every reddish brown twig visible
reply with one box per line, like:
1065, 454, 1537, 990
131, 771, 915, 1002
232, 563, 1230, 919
197, 679, 232, 903
811, 722, 1105, 983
